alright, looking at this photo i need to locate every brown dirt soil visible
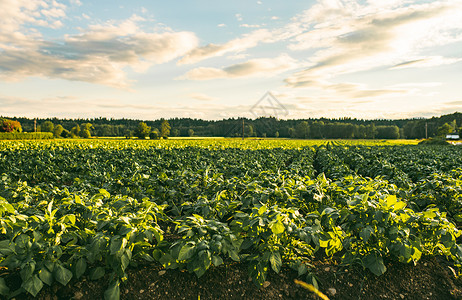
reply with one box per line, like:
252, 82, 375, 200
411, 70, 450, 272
4, 256, 462, 300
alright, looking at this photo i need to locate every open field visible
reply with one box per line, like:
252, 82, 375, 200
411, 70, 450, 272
0, 139, 461, 299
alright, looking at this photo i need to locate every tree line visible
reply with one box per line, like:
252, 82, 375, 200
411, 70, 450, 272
1, 112, 461, 139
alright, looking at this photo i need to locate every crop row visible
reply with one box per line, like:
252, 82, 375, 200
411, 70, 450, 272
0, 140, 461, 299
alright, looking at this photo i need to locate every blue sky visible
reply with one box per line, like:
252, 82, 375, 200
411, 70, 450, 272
0, 0, 461, 120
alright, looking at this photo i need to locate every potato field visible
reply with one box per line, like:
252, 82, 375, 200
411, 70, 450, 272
0, 139, 461, 299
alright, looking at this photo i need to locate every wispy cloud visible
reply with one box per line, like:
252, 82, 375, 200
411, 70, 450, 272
284, 0, 462, 97
188, 93, 218, 101
178, 29, 274, 65
390, 56, 462, 69
180, 54, 297, 80
388, 82, 443, 88
240, 24, 262, 28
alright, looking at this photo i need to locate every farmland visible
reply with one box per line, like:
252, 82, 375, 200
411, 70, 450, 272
0, 139, 461, 299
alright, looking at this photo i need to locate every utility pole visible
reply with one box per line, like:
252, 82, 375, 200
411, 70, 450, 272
242, 118, 245, 140
425, 122, 428, 139
34, 118, 37, 133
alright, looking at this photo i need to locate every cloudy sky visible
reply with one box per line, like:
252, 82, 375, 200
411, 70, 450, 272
0, 0, 461, 120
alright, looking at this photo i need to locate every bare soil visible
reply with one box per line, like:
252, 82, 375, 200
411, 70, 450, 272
5, 256, 462, 300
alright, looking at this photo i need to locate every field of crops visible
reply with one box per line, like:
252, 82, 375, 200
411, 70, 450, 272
0, 139, 461, 299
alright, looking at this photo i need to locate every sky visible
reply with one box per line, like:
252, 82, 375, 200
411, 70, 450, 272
0, 0, 461, 121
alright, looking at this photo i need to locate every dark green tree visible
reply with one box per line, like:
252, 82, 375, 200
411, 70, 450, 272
41, 121, 54, 133
437, 123, 453, 137
376, 125, 400, 139
53, 125, 64, 137
244, 124, 253, 137
366, 123, 377, 139
79, 123, 93, 138
160, 119, 171, 138
149, 130, 159, 140
61, 129, 70, 138
288, 127, 296, 138
70, 124, 80, 138
295, 121, 309, 139
171, 128, 180, 137
135, 122, 151, 139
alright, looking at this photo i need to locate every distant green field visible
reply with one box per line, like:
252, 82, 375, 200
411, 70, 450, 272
0, 139, 459, 299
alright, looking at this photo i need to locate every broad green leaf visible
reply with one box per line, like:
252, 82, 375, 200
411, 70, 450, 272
104, 280, 120, 300
258, 205, 267, 216
269, 252, 282, 273
241, 239, 253, 250
228, 250, 240, 262
120, 253, 130, 271
423, 210, 437, 219
90, 267, 105, 280
47, 201, 53, 215
271, 220, 285, 235
153, 230, 163, 243
140, 253, 155, 262
54, 265, 73, 286
363, 253, 386, 276
298, 263, 307, 276
152, 249, 163, 261
178, 244, 195, 261
454, 214, 462, 223
385, 195, 397, 208
234, 212, 247, 218
159, 253, 178, 269
0, 240, 14, 256
62, 214, 76, 225
22, 275, 43, 297
393, 201, 406, 211
212, 255, 223, 266
0, 278, 10, 296
360, 226, 373, 242
0, 201, 14, 214
39, 268, 53, 286
110, 238, 124, 255
75, 258, 87, 279
411, 247, 422, 261
99, 189, 111, 198
456, 245, 462, 258
20, 261, 36, 281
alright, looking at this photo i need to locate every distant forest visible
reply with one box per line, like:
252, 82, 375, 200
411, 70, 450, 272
4, 112, 462, 139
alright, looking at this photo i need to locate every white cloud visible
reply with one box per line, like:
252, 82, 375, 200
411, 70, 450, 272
389, 82, 443, 88
70, 0, 82, 6
0, 0, 66, 35
217, 23, 226, 27
180, 54, 297, 80
390, 56, 462, 69
283, 0, 462, 99
0, 9, 199, 88
188, 93, 218, 101
240, 24, 262, 28
235, 13, 243, 21
41, 7, 66, 19
178, 29, 274, 65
